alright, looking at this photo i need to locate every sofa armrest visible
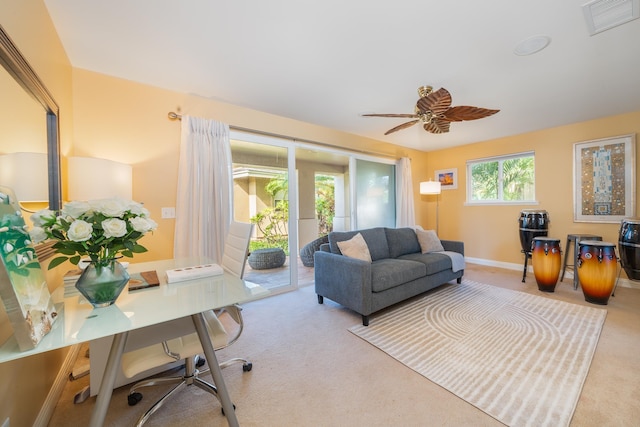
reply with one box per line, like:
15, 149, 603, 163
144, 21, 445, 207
441, 240, 464, 256
314, 250, 373, 316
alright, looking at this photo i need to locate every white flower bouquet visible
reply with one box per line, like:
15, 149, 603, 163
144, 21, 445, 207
30, 198, 158, 269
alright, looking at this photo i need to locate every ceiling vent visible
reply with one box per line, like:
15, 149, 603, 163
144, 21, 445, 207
582, 0, 640, 35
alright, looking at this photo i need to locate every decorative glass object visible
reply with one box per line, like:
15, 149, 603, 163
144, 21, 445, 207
75, 259, 130, 308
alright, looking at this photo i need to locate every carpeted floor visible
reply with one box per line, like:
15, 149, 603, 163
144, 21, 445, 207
48, 264, 640, 426
350, 280, 607, 427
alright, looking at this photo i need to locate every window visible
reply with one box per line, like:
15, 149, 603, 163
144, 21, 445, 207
467, 151, 535, 203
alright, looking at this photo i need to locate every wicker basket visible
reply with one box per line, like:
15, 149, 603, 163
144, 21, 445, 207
248, 248, 286, 270
299, 235, 329, 267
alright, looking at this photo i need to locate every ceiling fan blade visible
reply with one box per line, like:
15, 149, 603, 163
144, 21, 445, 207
384, 120, 420, 135
416, 87, 452, 115
362, 113, 419, 118
423, 118, 450, 134
441, 106, 500, 122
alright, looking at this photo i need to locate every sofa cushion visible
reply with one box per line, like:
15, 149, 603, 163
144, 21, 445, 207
385, 227, 421, 258
329, 228, 390, 261
398, 252, 452, 275
370, 259, 426, 292
336, 233, 372, 262
416, 229, 445, 253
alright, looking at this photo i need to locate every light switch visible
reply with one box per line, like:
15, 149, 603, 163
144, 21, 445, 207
161, 207, 175, 219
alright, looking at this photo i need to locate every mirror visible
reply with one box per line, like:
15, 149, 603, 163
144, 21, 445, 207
0, 24, 61, 211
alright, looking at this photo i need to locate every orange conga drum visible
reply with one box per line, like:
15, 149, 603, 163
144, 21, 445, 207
531, 237, 562, 292
577, 240, 618, 305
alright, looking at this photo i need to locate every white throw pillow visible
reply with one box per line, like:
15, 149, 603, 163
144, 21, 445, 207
337, 233, 372, 262
416, 229, 444, 253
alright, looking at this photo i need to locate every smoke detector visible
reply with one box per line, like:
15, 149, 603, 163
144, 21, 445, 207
582, 0, 640, 35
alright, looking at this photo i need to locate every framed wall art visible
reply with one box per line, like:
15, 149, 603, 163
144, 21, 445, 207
435, 168, 458, 190
573, 134, 636, 223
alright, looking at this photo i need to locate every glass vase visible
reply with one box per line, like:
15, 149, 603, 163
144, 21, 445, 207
75, 259, 130, 308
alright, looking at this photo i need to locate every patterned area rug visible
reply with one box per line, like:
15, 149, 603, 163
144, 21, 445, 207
349, 280, 607, 427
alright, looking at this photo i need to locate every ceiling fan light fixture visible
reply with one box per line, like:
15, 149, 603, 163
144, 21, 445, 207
514, 35, 551, 56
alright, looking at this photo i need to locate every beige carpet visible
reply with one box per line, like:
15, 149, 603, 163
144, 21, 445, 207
47, 264, 640, 426
350, 280, 607, 427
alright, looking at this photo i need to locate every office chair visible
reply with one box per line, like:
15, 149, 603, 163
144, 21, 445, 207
122, 221, 254, 426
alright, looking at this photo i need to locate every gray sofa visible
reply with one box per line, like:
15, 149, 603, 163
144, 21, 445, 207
314, 227, 464, 326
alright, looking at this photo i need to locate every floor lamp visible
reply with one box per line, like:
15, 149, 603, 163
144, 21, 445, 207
420, 180, 442, 234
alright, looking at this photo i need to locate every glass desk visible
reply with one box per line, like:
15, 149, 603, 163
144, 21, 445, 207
0, 259, 268, 427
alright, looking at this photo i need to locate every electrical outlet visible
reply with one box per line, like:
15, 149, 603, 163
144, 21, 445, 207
161, 207, 176, 219
2, 417, 9, 427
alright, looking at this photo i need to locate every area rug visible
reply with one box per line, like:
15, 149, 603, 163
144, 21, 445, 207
349, 280, 607, 427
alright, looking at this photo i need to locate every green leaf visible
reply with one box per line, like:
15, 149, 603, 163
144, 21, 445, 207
55, 247, 78, 255
48, 256, 69, 270
131, 244, 148, 253
121, 249, 133, 258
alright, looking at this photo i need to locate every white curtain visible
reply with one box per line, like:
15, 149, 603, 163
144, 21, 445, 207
173, 115, 233, 263
395, 157, 415, 227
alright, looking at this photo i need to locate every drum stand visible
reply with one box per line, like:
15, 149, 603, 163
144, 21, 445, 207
521, 249, 532, 282
612, 248, 623, 297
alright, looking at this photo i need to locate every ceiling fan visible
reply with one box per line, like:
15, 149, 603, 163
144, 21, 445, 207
363, 86, 499, 135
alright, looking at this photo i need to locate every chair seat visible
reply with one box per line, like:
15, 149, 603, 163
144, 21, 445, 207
121, 312, 229, 379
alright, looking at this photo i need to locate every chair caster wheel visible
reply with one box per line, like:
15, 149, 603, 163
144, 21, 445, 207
196, 357, 206, 368
243, 362, 253, 372
221, 403, 236, 416
128, 392, 143, 406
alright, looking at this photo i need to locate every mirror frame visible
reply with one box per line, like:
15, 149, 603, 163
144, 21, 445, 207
0, 24, 62, 211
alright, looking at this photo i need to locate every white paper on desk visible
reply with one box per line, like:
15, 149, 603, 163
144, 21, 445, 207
165, 263, 224, 283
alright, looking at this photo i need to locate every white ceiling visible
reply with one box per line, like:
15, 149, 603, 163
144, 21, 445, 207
44, 0, 640, 152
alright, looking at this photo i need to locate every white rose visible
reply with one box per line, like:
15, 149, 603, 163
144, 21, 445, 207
91, 198, 128, 218
62, 201, 92, 219
102, 218, 127, 238
127, 201, 145, 216
129, 216, 154, 233
147, 218, 158, 231
30, 209, 57, 227
67, 220, 93, 242
29, 227, 49, 243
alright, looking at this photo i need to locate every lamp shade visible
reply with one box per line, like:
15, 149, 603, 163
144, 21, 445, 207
420, 180, 441, 195
0, 152, 49, 202
68, 157, 132, 200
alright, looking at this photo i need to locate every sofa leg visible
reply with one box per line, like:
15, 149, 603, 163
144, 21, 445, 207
317, 295, 324, 304
457, 277, 462, 284
362, 315, 369, 326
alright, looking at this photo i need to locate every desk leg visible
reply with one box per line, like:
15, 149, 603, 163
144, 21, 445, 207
192, 313, 239, 427
89, 331, 128, 427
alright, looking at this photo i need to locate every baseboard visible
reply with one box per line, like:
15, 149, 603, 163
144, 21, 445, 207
465, 257, 640, 290
33, 344, 82, 427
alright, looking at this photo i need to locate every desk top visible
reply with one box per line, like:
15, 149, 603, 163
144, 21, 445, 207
0, 259, 268, 363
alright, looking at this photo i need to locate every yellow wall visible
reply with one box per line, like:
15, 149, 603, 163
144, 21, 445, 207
423, 111, 640, 279
0, 0, 74, 425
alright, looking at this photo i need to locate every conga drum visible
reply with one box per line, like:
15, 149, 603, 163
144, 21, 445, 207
619, 218, 640, 281
531, 237, 561, 292
577, 240, 618, 305
518, 209, 549, 253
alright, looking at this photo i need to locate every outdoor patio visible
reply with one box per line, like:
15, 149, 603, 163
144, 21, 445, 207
243, 255, 314, 290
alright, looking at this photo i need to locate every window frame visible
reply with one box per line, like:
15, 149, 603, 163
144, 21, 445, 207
465, 151, 537, 205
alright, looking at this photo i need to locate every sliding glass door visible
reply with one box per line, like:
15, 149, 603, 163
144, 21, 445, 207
230, 131, 397, 291
230, 135, 293, 292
